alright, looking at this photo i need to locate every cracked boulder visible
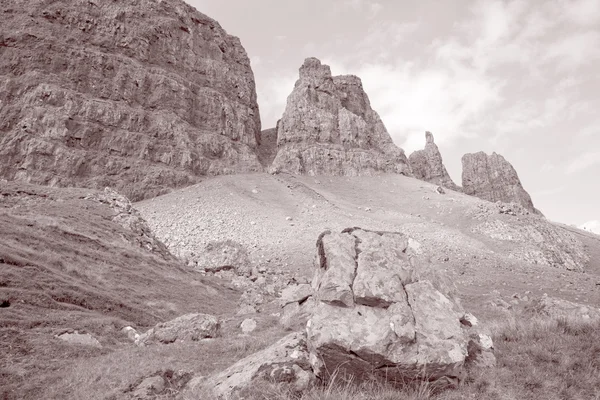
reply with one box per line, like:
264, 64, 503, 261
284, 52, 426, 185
184, 332, 314, 399
307, 228, 492, 386
135, 313, 219, 346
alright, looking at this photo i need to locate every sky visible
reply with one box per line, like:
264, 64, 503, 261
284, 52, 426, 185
186, 0, 599, 228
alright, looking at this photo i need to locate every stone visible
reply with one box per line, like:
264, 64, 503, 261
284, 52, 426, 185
136, 313, 219, 346
0, 0, 262, 202
56, 331, 101, 348
194, 240, 252, 276
307, 228, 492, 386
460, 313, 479, 327
240, 318, 257, 334
462, 152, 538, 214
279, 284, 313, 307
532, 294, 600, 321
409, 132, 460, 191
185, 332, 314, 399
122, 326, 140, 342
132, 376, 166, 398
280, 297, 317, 331
270, 58, 410, 176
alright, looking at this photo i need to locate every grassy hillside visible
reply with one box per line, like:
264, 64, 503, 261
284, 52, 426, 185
0, 183, 241, 399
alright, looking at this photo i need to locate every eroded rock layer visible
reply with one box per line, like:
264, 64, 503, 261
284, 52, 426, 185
0, 0, 262, 201
409, 131, 460, 191
462, 152, 537, 213
271, 58, 410, 175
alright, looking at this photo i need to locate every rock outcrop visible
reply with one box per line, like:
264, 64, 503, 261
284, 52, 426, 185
462, 152, 537, 213
270, 58, 410, 175
0, 0, 262, 201
409, 132, 460, 191
306, 228, 494, 385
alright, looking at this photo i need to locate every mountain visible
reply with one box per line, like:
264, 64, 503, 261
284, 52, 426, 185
462, 151, 539, 214
269, 58, 410, 176
409, 131, 460, 191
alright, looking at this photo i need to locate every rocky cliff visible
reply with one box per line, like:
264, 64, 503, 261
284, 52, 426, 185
270, 58, 410, 175
0, 0, 262, 201
462, 152, 537, 213
409, 131, 460, 191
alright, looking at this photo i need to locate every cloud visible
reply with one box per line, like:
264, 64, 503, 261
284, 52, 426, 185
255, 74, 297, 129
579, 220, 600, 234
565, 151, 600, 174
342, 0, 383, 18
254, 0, 599, 155
534, 185, 566, 197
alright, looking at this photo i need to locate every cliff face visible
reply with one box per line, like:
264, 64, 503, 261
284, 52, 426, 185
0, 0, 262, 201
462, 152, 537, 213
270, 58, 410, 176
409, 131, 460, 191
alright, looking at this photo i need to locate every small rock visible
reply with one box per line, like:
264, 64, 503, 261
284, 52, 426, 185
241, 318, 257, 334
460, 313, 478, 327
286, 216, 293, 221
122, 326, 140, 342
133, 376, 166, 398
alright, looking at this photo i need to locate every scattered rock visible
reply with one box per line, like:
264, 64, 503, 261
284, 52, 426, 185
136, 313, 220, 346
185, 332, 314, 399
472, 218, 588, 271
270, 58, 410, 176
86, 188, 173, 259
193, 240, 252, 276
462, 152, 539, 214
409, 132, 460, 191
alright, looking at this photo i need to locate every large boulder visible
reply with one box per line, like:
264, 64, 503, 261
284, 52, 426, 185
307, 228, 494, 385
462, 152, 538, 214
270, 58, 410, 176
409, 132, 460, 191
0, 0, 262, 201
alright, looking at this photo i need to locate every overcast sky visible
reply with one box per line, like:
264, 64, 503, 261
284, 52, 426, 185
187, 0, 599, 228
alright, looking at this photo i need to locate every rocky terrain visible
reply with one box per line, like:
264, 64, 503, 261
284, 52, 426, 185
409, 131, 460, 191
0, 0, 262, 201
462, 152, 538, 214
269, 58, 410, 176
2, 1, 600, 400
